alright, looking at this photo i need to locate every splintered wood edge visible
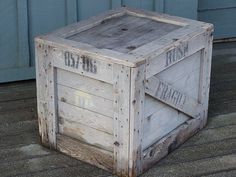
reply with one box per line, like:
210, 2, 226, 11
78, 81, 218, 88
142, 117, 203, 171
35, 36, 144, 68
57, 134, 114, 171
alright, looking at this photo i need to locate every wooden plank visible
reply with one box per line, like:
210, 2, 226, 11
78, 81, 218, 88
52, 7, 126, 38
69, 15, 180, 54
58, 101, 113, 134
144, 29, 206, 78
156, 50, 201, 100
143, 99, 189, 149
57, 134, 113, 171
35, 43, 57, 147
58, 118, 113, 152
113, 64, 130, 176
52, 47, 114, 84
145, 76, 203, 118
142, 117, 203, 172
57, 68, 113, 100
129, 65, 145, 176
57, 84, 113, 117
36, 35, 142, 68
198, 30, 213, 127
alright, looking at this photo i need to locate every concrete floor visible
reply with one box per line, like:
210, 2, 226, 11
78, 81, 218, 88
0, 42, 236, 177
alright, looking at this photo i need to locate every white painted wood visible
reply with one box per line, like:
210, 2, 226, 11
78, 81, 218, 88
57, 134, 113, 171
156, 50, 201, 100
144, 30, 206, 78
143, 99, 189, 149
36, 36, 141, 68
58, 101, 113, 134
59, 117, 113, 152
145, 94, 166, 118
145, 76, 203, 118
199, 30, 214, 127
142, 117, 203, 172
129, 65, 145, 176
57, 68, 113, 100
113, 64, 130, 176
57, 84, 113, 117
35, 42, 57, 148
52, 47, 114, 84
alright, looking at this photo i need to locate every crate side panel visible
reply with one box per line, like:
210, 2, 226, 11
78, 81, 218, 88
57, 134, 113, 171
155, 50, 202, 100
67, 14, 180, 53
143, 95, 190, 149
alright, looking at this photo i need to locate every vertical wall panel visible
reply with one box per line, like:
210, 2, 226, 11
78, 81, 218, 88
28, 0, 77, 66
77, 0, 111, 20
198, 0, 236, 39
164, 0, 198, 19
0, 0, 23, 69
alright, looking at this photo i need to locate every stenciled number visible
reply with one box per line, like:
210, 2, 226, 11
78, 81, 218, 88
64, 51, 79, 68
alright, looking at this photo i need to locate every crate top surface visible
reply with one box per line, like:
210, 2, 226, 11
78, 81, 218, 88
36, 7, 213, 67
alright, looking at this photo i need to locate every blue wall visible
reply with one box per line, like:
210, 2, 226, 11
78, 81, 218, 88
0, 0, 234, 82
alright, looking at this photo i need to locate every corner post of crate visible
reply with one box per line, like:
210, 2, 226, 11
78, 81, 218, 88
199, 26, 214, 128
35, 39, 58, 149
113, 64, 131, 176
129, 64, 146, 177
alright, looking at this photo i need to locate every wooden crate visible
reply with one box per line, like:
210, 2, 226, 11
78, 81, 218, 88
35, 7, 213, 177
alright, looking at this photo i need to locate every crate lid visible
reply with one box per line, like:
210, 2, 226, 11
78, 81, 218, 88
36, 7, 213, 67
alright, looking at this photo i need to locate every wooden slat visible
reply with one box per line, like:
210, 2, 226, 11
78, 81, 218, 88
142, 117, 202, 172
52, 46, 114, 84
57, 84, 113, 117
58, 118, 113, 152
143, 99, 189, 149
52, 7, 126, 38
156, 50, 201, 100
35, 43, 57, 147
145, 76, 203, 118
129, 65, 145, 176
57, 68, 113, 100
57, 134, 113, 171
198, 30, 214, 127
58, 101, 113, 134
144, 29, 207, 78
113, 64, 130, 176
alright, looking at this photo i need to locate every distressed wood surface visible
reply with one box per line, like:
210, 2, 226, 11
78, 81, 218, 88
145, 76, 202, 118
52, 48, 114, 84
129, 65, 145, 176
68, 14, 180, 54
58, 118, 113, 152
143, 96, 189, 149
113, 64, 131, 176
57, 84, 113, 117
57, 134, 113, 171
58, 101, 113, 134
57, 68, 113, 100
143, 29, 207, 78
142, 117, 203, 172
35, 43, 57, 148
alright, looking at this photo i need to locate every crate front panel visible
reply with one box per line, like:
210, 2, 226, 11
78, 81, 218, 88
143, 49, 203, 150
51, 48, 115, 170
